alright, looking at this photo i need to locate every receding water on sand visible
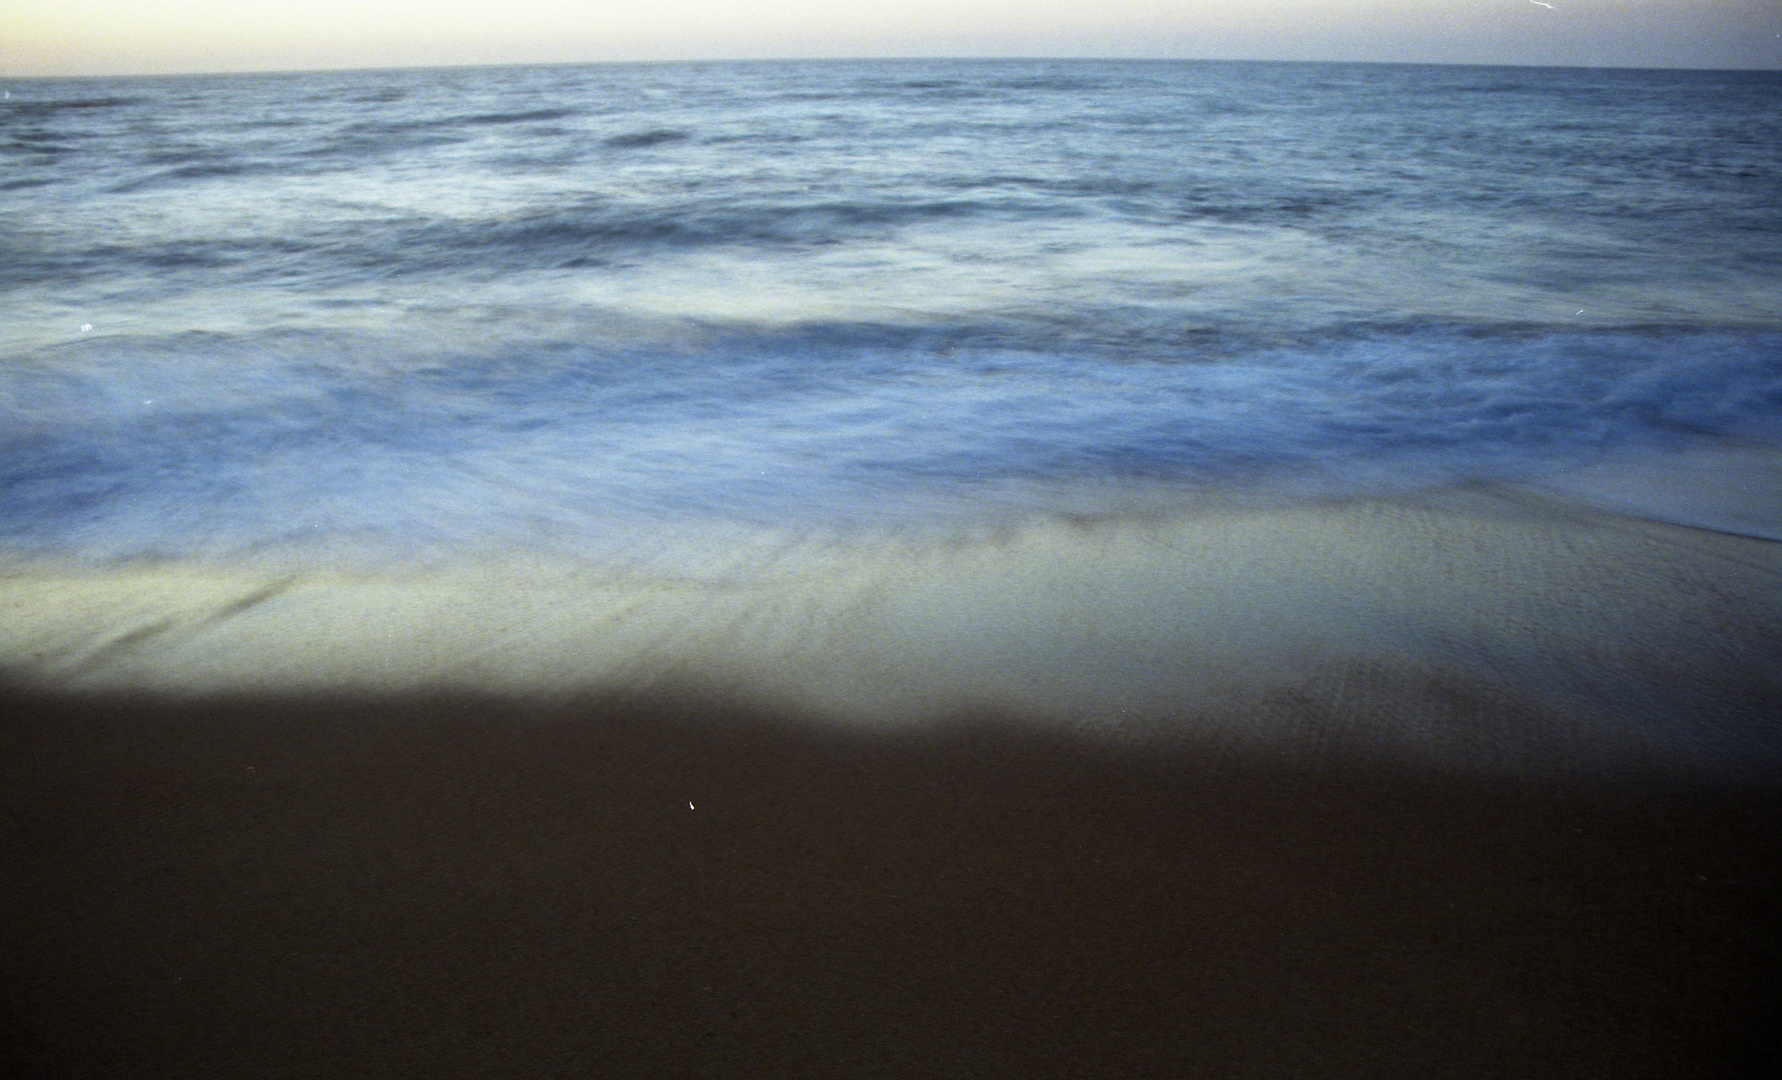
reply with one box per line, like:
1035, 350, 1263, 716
5, 479, 1778, 784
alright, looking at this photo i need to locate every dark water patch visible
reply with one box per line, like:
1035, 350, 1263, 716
3, 130, 73, 149
239, 107, 589, 164
227, 115, 316, 132
397, 196, 1001, 271
108, 159, 279, 194
346, 87, 409, 105
995, 76, 1105, 93
138, 248, 235, 270
704, 131, 807, 145
294, 123, 473, 164
1, 96, 141, 118
1452, 82, 1534, 95
935, 173, 1154, 202
876, 79, 988, 101
465, 107, 580, 126
160, 161, 254, 182
0, 233, 338, 290
604, 128, 689, 149
331, 114, 487, 140
143, 143, 222, 164
1195, 94, 1258, 116
1164, 187, 1370, 226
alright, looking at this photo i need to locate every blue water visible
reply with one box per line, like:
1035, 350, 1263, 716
4, 60, 1780, 561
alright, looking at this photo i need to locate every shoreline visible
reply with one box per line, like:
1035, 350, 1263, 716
5, 486, 1779, 782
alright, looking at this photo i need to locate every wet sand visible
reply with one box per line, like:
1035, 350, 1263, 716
4, 489, 1780, 776
3, 490, 1780, 1076
2, 690, 1777, 1078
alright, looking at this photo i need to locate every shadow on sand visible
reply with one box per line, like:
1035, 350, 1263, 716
3, 686, 1776, 1078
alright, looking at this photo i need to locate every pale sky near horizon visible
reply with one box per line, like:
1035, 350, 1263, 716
3, 1, 1780, 77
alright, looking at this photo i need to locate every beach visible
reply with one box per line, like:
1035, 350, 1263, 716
4, 488, 1780, 1077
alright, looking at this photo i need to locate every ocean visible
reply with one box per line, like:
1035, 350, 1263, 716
3, 59, 1780, 566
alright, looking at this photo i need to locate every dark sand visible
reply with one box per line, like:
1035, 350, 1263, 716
3, 688, 1777, 1079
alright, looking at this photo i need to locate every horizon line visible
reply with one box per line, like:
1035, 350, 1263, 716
8, 54, 1781, 82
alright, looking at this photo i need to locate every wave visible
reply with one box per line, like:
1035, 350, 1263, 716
0, 193, 1036, 291
4, 323, 1777, 561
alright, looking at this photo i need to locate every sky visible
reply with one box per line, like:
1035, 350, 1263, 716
2, 0, 1780, 77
